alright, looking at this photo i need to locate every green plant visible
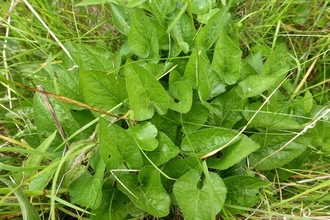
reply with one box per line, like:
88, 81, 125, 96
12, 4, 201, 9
1, 0, 330, 219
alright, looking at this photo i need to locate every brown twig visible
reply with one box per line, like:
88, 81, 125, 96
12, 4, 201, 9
37, 85, 69, 149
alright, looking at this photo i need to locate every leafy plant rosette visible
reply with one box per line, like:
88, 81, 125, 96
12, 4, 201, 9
3, 0, 329, 219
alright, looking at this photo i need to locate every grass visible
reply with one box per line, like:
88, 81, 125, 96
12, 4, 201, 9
1, 0, 330, 219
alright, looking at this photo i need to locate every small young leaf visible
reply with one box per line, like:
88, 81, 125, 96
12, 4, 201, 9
303, 90, 313, 113
223, 176, 268, 214
110, 3, 131, 35
211, 30, 242, 85
125, 62, 169, 120
249, 133, 311, 170
168, 81, 193, 113
173, 169, 227, 220
99, 118, 143, 170
145, 132, 180, 166
117, 166, 170, 217
128, 122, 158, 151
169, 9, 196, 53
180, 128, 241, 157
181, 103, 209, 134
189, 0, 215, 14
128, 9, 159, 60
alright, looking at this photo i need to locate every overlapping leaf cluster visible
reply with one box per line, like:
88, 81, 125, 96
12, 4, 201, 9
25, 0, 329, 219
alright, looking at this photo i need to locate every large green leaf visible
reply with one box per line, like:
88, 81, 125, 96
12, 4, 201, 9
196, 6, 229, 50
180, 128, 241, 157
237, 75, 279, 99
242, 102, 303, 130
211, 31, 242, 85
223, 176, 268, 214
117, 166, 170, 217
249, 133, 311, 170
0, 178, 40, 220
208, 87, 245, 128
81, 70, 128, 116
173, 169, 227, 220
99, 118, 143, 170
206, 135, 260, 170
168, 81, 193, 113
78, 44, 114, 72
128, 9, 159, 60
125, 62, 169, 120
69, 151, 105, 209
261, 44, 289, 77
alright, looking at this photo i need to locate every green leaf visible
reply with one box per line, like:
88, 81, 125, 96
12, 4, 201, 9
207, 135, 260, 170
0, 178, 40, 220
69, 151, 105, 209
125, 62, 169, 120
242, 102, 303, 130
209, 87, 244, 128
211, 30, 242, 85
245, 52, 263, 74
23, 131, 56, 180
197, 8, 220, 24
126, 0, 147, 8
117, 166, 170, 217
29, 163, 56, 190
78, 44, 114, 72
145, 132, 180, 166
303, 90, 313, 113
196, 6, 229, 50
188, 0, 215, 14
128, 122, 158, 151
91, 189, 129, 220
261, 44, 289, 77
168, 81, 193, 113
180, 128, 241, 157
75, 0, 116, 6
33, 92, 85, 151
128, 9, 159, 60
81, 70, 128, 116
223, 176, 268, 214
237, 75, 279, 99
169, 10, 196, 53
249, 133, 311, 170
173, 169, 227, 220
197, 50, 226, 101
181, 103, 209, 134
99, 118, 143, 170
110, 3, 131, 35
